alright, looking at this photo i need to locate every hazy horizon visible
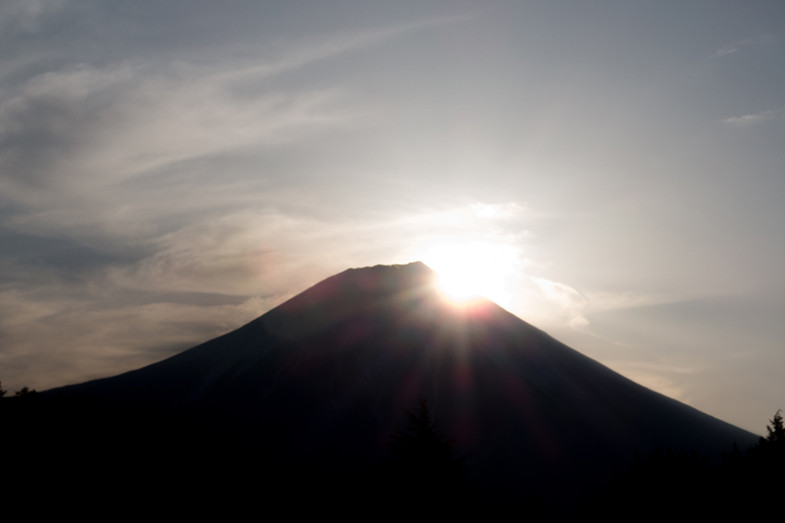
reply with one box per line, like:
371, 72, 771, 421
1, 1, 784, 434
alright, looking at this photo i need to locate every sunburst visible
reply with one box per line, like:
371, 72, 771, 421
421, 242, 517, 307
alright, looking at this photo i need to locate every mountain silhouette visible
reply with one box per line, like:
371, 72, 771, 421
43, 261, 757, 511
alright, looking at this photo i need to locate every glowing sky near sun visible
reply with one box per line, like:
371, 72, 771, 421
422, 242, 518, 307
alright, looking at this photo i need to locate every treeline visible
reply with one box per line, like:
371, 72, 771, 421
579, 411, 785, 520
0, 380, 36, 397
0, 388, 473, 516
1, 384, 783, 519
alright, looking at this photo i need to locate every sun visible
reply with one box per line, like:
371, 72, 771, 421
421, 242, 517, 307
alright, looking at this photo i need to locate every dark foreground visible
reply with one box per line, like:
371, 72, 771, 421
2, 392, 783, 520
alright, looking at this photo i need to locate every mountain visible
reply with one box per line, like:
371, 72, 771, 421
38, 261, 757, 513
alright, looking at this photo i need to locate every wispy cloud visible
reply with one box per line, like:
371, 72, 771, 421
712, 34, 777, 58
211, 13, 475, 84
724, 108, 784, 127
0, 61, 355, 200
0, 12, 476, 232
533, 277, 589, 329
0, 283, 277, 390
531, 278, 694, 332
0, 0, 66, 34
583, 290, 690, 313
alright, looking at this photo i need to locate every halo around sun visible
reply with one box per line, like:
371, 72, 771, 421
421, 242, 517, 307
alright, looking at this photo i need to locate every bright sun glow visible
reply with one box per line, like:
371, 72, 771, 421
422, 242, 518, 307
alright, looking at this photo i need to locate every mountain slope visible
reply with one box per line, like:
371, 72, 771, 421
47, 261, 758, 498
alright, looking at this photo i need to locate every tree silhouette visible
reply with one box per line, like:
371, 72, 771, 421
766, 409, 785, 444
383, 397, 467, 507
14, 386, 36, 397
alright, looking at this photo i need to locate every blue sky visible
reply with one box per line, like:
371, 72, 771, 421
1, 0, 784, 433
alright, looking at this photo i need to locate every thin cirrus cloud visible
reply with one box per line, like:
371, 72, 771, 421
724, 108, 784, 127
0, 62, 352, 198
0, 0, 66, 34
208, 12, 475, 83
532, 277, 590, 329
712, 34, 777, 58
0, 12, 474, 231
531, 277, 690, 333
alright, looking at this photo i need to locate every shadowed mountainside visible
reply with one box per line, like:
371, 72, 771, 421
43, 262, 757, 504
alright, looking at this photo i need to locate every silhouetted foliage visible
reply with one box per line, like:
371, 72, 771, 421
766, 409, 785, 443
748, 409, 785, 466
389, 399, 452, 456
579, 409, 785, 520
381, 397, 470, 510
14, 386, 36, 397
748, 408, 785, 498
0, 380, 6, 398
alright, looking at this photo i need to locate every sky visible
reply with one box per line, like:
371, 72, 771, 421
1, 0, 784, 434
